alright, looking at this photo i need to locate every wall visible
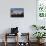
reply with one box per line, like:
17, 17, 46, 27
0, 0, 36, 42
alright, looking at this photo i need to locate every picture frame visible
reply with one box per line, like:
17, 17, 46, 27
11, 8, 24, 17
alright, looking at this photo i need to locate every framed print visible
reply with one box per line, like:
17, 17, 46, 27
11, 8, 24, 17
36, 0, 46, 26
37, 0, 46, 18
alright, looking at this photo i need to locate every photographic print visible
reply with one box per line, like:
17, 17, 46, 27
11, 8, 24, 17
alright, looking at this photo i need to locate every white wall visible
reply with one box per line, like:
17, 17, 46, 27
0, 0, 36, 42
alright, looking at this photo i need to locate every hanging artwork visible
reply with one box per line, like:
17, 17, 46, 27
11, 8, 24, 17
36, 0, 46, 27
37, 0, 46, 18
